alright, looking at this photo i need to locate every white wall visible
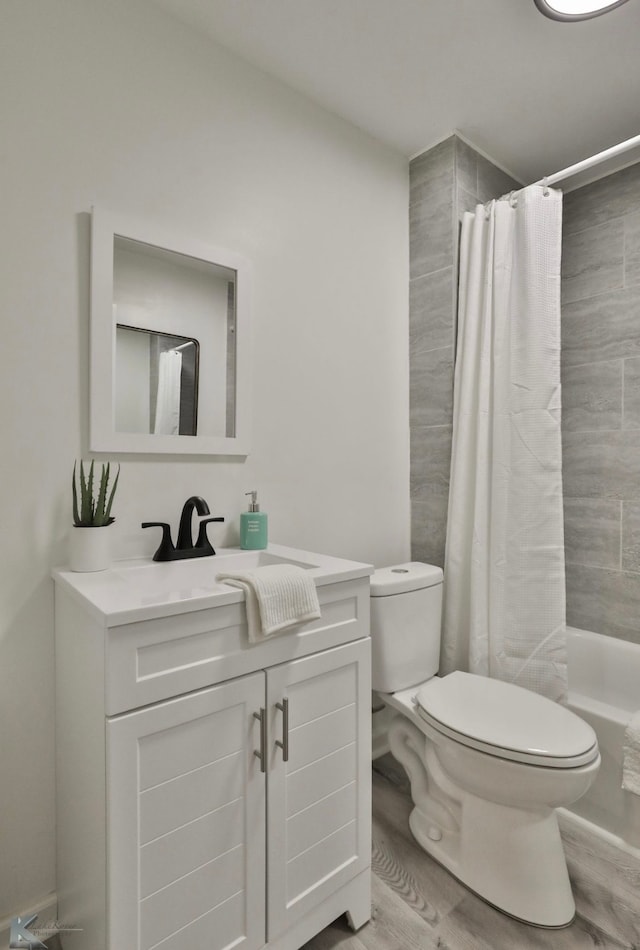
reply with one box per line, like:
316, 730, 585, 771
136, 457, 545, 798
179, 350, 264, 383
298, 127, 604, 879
0, 0, 409, 924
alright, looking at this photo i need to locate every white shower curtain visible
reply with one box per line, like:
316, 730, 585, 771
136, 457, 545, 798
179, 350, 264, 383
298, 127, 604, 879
154, 350, 182, 435
441, 185, 567, 701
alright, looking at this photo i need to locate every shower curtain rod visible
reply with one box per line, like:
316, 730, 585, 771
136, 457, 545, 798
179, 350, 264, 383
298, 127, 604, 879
532, 132, 640, 188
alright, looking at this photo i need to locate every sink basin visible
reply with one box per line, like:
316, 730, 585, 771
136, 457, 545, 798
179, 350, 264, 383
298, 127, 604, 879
112, 548, 318, 595
54, 543, 373, 626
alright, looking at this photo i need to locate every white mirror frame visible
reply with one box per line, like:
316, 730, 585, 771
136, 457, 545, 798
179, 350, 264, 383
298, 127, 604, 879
90, 207, 251, 456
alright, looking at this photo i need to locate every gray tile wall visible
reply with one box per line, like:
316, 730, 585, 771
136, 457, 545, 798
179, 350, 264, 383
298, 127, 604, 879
409, 137, 454, 568
562, 160, 640, 643
409, 136, 518, 567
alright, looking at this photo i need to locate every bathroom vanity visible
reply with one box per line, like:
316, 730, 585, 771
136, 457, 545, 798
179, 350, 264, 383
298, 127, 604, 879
53, 545, 373, 950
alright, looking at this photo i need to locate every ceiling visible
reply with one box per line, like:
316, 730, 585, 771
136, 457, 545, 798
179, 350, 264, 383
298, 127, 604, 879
151, 0, 640, 185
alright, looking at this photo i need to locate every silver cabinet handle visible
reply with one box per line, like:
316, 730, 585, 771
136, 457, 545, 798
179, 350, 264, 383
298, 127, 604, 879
253, 708, 266, 773
275, 698, 289, 762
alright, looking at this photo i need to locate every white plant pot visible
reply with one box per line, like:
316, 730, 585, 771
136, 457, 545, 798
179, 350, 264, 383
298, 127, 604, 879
69, 524, 112, 572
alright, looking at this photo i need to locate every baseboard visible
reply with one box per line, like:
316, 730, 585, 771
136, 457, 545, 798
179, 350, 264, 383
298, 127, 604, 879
0, 893, 58, 950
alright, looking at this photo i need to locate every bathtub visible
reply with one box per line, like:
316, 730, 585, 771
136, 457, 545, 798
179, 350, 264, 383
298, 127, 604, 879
565, 626, 640, 850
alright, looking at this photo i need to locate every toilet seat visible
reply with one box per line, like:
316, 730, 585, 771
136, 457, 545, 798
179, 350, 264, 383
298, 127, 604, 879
414, 671, 599, 768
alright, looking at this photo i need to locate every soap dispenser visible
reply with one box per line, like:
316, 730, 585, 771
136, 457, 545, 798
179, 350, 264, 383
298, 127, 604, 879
240, 491, 268, 550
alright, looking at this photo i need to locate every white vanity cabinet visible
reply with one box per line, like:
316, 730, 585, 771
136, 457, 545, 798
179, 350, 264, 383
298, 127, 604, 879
107, 671, 267, 950
265, 641, 370, 943
54, 547, 373, 950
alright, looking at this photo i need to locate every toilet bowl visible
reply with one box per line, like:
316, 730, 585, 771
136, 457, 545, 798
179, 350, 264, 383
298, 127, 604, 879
370, 563, 600, 928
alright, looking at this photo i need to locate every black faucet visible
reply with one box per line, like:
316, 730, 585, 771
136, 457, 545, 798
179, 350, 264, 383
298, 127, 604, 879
142, 496, 224, 561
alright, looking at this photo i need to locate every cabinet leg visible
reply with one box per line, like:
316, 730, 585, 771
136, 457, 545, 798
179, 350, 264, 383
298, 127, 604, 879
344, 870, 371, 931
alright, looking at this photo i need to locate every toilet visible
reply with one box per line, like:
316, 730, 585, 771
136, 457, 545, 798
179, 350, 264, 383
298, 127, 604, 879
370, 562, 600, 928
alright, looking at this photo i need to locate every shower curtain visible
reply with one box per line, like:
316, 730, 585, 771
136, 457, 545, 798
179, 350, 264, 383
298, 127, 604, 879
154, 349, 182, 435
440, 185, 567, 701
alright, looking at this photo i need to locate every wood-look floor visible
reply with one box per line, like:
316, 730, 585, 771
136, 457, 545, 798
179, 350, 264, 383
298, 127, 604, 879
301, 758, 640, 950
46, 757, 640, 950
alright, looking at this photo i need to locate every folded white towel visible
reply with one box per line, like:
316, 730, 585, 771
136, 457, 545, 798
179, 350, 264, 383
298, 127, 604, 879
622, 711, 640, 795
217, 564, 321, 643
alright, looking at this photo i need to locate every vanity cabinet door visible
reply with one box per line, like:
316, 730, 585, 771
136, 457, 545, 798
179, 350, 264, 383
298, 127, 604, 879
266, 639, 371, 941
107, 672, 267, 950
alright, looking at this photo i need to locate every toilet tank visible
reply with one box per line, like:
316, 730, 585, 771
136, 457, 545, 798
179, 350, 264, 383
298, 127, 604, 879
370, 562, 443, 693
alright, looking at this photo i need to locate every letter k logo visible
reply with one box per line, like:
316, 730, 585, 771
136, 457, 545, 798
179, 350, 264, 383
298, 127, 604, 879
9, 914, 46, 949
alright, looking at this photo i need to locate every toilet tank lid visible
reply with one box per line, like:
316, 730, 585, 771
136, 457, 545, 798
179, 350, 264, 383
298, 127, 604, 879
370, 562, 443, 596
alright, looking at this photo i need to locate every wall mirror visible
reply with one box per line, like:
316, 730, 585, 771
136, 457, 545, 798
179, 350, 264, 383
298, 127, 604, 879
90, 208, 251, 455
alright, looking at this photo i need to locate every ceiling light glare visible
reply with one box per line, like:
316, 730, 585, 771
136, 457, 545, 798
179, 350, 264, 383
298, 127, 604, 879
534, 0, 630, 19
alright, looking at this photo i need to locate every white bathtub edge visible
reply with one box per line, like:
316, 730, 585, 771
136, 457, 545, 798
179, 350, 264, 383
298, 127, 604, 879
558, 805, 640, 863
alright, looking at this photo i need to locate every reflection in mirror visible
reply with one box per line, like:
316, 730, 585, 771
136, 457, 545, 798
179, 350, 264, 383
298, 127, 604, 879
115, 325, 200, 436
113, 236, 236, 439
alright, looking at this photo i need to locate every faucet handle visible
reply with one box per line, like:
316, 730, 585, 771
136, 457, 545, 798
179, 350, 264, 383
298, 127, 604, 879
141, 522, 175, 561
195, 516, 225, 555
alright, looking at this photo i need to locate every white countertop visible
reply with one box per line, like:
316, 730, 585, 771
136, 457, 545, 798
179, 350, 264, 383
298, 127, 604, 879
52, 543, 374, 626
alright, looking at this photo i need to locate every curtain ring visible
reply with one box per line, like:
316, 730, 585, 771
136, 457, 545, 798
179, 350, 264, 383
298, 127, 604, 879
509, 190, 518, 208
542, 177, 550, 197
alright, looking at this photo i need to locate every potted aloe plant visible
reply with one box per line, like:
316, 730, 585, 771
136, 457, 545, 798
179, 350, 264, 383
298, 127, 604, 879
70, 460, 120, 571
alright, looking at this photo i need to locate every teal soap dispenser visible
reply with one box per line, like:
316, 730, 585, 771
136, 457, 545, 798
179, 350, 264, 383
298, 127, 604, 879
240, 491, 268, 550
